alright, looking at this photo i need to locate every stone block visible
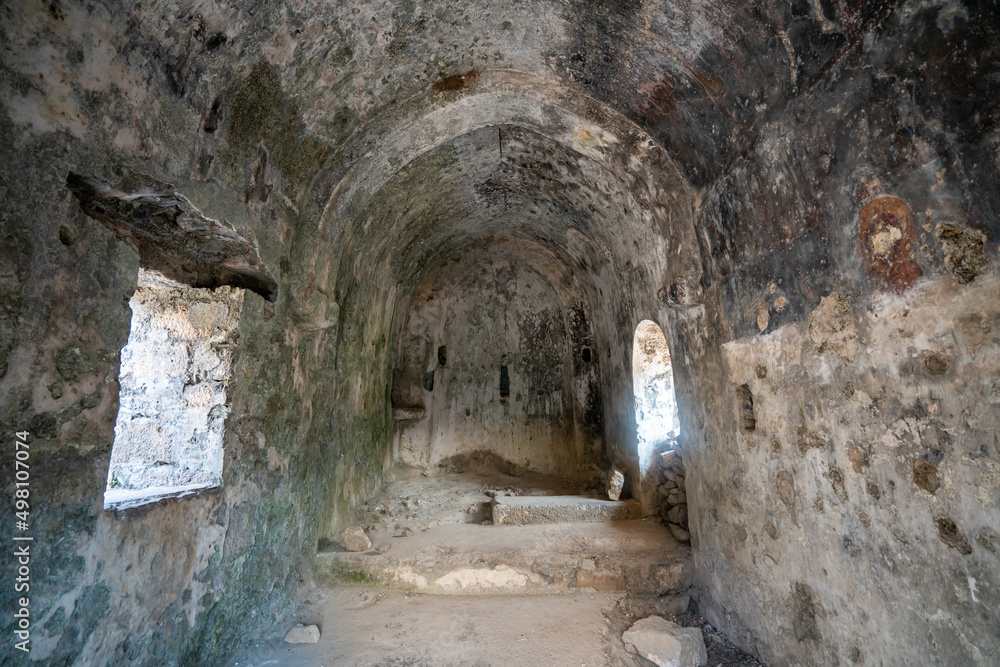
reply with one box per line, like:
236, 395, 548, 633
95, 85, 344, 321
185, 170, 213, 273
340, 526, 372, 551
622, 616, 707, 667
491, 495, 641, 525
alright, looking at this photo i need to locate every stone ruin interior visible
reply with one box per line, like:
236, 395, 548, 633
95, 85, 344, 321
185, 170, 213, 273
1, 0, 998, 665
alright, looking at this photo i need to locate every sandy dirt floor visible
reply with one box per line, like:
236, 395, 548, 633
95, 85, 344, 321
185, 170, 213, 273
230, 461, 764, 666
232, 586, 633, 667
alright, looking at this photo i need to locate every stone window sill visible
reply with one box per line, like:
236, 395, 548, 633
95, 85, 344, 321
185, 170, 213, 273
103, 482, 220, 511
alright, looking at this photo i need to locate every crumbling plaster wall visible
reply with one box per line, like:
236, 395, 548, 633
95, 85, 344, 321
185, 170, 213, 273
677, 4, 1000, 665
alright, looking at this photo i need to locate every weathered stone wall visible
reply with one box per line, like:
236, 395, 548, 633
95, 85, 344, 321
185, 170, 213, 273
678, 3, 1000, 664
395, 242, 601, 477
0, 3, 399, 665
1, 0, 996, 665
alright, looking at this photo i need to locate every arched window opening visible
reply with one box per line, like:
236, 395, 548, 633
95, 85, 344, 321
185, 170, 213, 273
104, 269, 243, 510
633, 320, 679, 453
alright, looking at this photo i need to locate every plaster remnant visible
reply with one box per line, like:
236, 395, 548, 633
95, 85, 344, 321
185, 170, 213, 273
791, 582, 821, 643
808, 293, 857, 362
797, 417, 827, 453
976, 532, 997, 553
828, 467, 848, 500
936, 222, 987, 284
922, 353, 950, 376
775, 470, 796, 508
846, 441, 869, 477
765, 516, 780, 540
432, 68, 479, 93
934, 517, 973, 554
913, 459, 941, 494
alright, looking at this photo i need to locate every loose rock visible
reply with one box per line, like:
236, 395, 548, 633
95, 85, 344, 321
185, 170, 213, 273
622, 616, 707, 667
340, 525, 372, 551
668, 504, 688, 526
284, 623, 321, 644
668, 524, 691, 542
607, 467, 625, 501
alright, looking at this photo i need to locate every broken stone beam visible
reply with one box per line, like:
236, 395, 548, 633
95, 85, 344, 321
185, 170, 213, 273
66, 172, 278, 301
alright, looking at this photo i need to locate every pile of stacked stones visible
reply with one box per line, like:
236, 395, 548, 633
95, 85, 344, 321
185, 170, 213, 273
656, 449, 690, 542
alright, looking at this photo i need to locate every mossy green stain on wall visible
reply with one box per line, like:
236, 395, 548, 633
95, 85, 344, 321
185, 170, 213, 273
220, 61, 332, 201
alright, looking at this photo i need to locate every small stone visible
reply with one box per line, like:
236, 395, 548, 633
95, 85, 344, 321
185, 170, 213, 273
340, 526, 372, 551
668, 524, 691, 542
284, 624, 321, 644
607, 467, 625, 501
375, 543, 391, 554
667, 489, 686, 505
622, 616, 707, 667
667, 504, 688, 526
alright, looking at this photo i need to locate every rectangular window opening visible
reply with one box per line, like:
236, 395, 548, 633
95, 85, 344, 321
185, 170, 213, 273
104, 269, 243, 511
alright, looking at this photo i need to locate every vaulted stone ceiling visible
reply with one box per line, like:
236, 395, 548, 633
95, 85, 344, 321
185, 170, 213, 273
1, 1, 998, 665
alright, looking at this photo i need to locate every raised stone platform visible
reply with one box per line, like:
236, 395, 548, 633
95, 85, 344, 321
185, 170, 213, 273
491, 495, 641, 525
315, 520, 688, 596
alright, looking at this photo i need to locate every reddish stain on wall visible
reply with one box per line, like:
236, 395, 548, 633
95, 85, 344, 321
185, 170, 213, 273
858, 195, 922, 292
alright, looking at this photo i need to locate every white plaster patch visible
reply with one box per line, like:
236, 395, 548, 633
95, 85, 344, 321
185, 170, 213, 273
392, 566, 428, 589
435, 566, 529, 591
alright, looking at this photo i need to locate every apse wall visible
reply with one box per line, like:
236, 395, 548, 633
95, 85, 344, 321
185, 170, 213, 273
393, 241, 605, 478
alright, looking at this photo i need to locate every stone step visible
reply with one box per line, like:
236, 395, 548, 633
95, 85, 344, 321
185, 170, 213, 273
315, 520, 690, 596
491, 494, 641, 525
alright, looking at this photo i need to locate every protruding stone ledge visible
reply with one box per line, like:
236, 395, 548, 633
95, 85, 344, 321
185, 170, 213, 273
67, 172, 278, 301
